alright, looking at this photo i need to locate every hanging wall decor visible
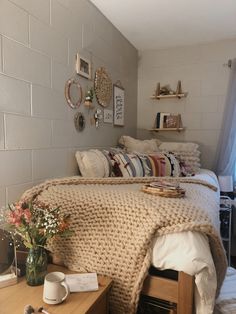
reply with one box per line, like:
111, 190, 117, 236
75, 53, 92, 80
103, 109, 113, 124
65, 78, 83, 109
113, 82, 125, 126
94, 67, 112, 107
94, 109, 103, 128
84, 86, 94, 109
74, 112, 85, 131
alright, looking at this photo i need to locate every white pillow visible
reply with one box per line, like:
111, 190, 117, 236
159, 142, 199, 152
75, 149, 110, 177
119, 135, 161, 153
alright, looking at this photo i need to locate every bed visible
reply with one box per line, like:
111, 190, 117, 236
20, 136, 227, 314
22, 170, 227, 314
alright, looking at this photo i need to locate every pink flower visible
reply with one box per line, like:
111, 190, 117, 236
23, 208, 31, 223
8, 208, 23, 227
15, 204, 22, 210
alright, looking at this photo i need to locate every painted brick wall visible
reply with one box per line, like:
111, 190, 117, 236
0, 0, 138, 206
137, 39, 236, 170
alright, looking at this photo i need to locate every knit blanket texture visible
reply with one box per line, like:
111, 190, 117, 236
22, 176, 227, 314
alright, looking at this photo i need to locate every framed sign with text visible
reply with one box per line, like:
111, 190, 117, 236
113, 84, 124, 126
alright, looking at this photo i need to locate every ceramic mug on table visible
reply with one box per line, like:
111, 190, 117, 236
43, 272, 69, 304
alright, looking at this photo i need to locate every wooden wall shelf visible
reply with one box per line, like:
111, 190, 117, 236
150, 93, 188, 100
149, 128, 185, 132
151, 81, 188, 100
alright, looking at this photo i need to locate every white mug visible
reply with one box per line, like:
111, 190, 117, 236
43, 272, 69, 305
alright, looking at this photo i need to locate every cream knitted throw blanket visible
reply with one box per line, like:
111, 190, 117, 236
22, 176, 227, 314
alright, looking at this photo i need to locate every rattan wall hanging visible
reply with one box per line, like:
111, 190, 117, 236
65, 77, 82, 109
94, 67, 112, 107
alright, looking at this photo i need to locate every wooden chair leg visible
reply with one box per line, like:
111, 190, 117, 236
177, 272, 194, 314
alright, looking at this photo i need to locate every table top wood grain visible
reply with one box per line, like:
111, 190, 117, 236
0, 264, 112, 314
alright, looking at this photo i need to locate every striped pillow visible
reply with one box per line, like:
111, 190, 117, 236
106, 151, 145, 177
159, 142, 201, 175
106, 151, 181, 177
139, 152, 181, 177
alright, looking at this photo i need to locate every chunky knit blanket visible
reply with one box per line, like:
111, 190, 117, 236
22, 176, 227, 314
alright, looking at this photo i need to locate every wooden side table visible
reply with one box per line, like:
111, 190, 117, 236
0, 265, 112, 314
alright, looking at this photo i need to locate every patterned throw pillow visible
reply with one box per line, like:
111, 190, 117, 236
138, 152, 181, 177
105, 151, 181, 177
159, 142, 201, 176
104, 151, 145, 177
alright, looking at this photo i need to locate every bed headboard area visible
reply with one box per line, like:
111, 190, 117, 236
75, 135, 201, 178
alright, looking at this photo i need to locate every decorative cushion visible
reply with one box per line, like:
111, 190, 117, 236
106, 151, 181, 177
107, 152, 144, 177
159, 142, 201, 176
118, 135, 161, 153
159, 142, 199, 152
138, 152, 181, 177
75, 149, 111, 177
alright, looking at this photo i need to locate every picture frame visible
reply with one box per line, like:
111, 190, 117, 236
76, 53, 91, 79
103, 109, 113, 124
158, 113, 182, 129
166, 114, 181, 128
113, 84, 125, 126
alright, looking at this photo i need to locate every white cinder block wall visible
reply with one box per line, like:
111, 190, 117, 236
0, 0, 138, 206
137, 39, 236, 169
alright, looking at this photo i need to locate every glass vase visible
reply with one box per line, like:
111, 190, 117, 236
26, 247, 48, 286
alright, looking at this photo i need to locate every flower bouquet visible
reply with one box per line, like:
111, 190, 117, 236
0, 201, 73, 286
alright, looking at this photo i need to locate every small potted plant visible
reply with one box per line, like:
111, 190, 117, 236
84, 86, 94, 108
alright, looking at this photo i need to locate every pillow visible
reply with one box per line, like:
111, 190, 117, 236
107, 151, 181, 177
105, 151, 145, 177
138, 152, 181, 177
159, 142, 199, 152
159, 142, 201, 176
118, 135, 161, 153
75, 149, 111, 177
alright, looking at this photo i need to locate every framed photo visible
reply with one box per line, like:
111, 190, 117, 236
166, 114, 181, 128
76, 53, 91, 79
103, 109, 113, 124
113, 84, 124, 126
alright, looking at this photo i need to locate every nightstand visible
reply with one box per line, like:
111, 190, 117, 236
220, 196, 232, 265
0, 264, 112, 314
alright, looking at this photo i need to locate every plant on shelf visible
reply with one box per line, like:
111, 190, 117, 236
84, 86, 94, 108
0, 201, 73, 286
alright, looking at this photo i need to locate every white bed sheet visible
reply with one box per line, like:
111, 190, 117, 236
151, 169, 221, 314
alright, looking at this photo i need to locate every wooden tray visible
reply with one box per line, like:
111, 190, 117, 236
141, 185, 185, 198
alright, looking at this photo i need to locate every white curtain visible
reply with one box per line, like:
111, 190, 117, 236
215, 58, 236, 182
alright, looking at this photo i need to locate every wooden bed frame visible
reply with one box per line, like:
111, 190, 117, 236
142, 271, 194, 314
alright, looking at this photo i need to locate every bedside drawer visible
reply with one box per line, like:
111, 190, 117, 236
88, 294, 108, 314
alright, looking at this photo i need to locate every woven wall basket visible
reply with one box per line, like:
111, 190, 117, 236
94, 67, 112, 107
